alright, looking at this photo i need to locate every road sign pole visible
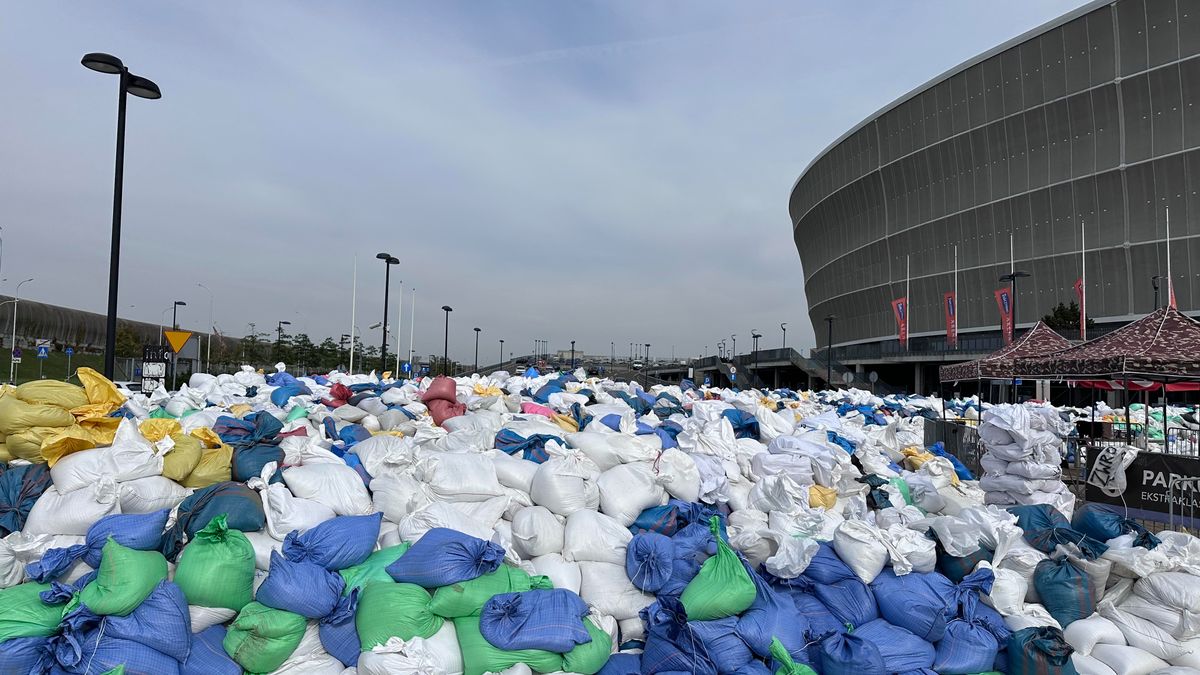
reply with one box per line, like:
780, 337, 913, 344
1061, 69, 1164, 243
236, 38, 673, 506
38, 357, 43, 380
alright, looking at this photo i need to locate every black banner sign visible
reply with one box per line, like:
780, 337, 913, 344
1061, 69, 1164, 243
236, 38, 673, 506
1085, 448, 1200, 526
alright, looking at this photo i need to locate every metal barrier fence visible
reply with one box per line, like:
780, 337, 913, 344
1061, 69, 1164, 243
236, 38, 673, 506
923, 419, 983, 478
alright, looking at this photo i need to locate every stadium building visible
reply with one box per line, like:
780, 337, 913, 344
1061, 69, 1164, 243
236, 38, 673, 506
789, 0, 1200, 393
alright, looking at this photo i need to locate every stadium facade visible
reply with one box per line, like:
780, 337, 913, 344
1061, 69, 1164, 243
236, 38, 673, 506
789, 0, 1200, 391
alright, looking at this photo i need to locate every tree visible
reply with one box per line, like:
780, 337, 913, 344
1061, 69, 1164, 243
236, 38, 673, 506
1041, 301, 1095, 331
115, 324, 141, 358
317, 338, 339, 371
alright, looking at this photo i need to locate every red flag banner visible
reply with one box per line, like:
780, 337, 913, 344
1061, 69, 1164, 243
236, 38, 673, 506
891, 297, 908, 348
994, 288, 1013, 345
1073, 278, 1085, 339
1170, 279, 1178, 309
943, 291, 957, 348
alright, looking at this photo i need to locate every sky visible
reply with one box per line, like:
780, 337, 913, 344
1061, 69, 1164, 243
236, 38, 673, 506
0, 0, 1088, 365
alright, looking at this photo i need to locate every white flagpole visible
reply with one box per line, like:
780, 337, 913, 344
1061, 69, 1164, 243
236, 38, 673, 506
906, 254, 911, 352
408, 288, 416, 377
954, 244, 959, 348
1081, 220, 1087, 340
395, 281, 403, 376
1166, 205, 1173, 305
349, 254, 357, 375
1010, 232, 1015, 274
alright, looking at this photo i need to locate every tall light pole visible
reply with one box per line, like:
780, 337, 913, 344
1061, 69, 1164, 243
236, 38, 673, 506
170, 300, 185, 389
441, 306, 453, 376
781, 322, 788, 350
570, 340, 576, 369
276, 320, 291, 361
82, 53, 161, 380
375, 253, 398, 374
751, 330, 762, 380
824, 314, 836, 388
731, 334, 737, 358
197, 283, 213, 373
9, 278, 33, 383
499, 339, 504, 366
473, 327, 481, 374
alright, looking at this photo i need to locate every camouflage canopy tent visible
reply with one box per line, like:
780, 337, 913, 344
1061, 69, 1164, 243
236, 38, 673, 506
939, 321, 1073, 383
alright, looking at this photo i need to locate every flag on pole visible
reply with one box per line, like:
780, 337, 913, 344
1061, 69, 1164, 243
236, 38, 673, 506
943, 291, 957, 348
1073, 278, 1085, 339
1169, 280, 1177, 309
994, 288, 1013, 345
892, 297, 909, 348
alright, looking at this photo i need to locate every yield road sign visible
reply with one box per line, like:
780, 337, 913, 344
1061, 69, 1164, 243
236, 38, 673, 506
163, 330, 193, 354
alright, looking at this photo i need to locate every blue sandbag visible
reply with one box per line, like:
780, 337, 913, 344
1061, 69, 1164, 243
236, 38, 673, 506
1034, 558, 1094, 628
29, 509, 170, 582
732, 661, 773, 675
853, 618, 936, 672
932, 618, 1000, 674
639, 597, 719, 675
1007, 504, 1069, 533
480, 589, 591, 653
256, 551, 345, 618
660, 522, 717, 596
626, 533, 674, 593
630, 500, 720, 536
803, 576, 878, 628
819, 631, 886, 675
597, 653, 642, 674
0, 636, 50, 673
160, 482, 265, 559
1007, 626, 1077, 675
270, 383, 309, 407
180, 625, 240, 674
926, 441, 974, 481
0, 463, 52, 536
319, 589, 361, 667
49, 607, 182, 674
1026, 527, 1108, 559
689, 616, 753, 672
100, 579, 192, 662
870, 569, 952, 642
495, 428, 563, 464
736, 562, 811, 662
386, 527, 504, 588
282, 512, 382, 571
1072, 506, 1159, 549
231, 444, 284, 483
800, 543, 856, 584
762, 572, 844, 637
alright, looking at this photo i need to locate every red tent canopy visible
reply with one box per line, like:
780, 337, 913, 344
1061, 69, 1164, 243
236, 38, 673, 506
939, 322, 1073, 382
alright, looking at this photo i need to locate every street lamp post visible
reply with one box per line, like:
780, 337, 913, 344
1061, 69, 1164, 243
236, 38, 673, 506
499, 339, 504, 366
276, 320, 291, 361
169, 300, 185, 389
82, 53, 161, 380
824, 314, 836, 388
731, 335, 736, 359
781, 322, 788, 350
570, 340, 576, 370
751, 330, 762, 383
9, 278, 33, 383
473, 327, 481, 374
197, 283, 213, 373
375, 253, 398, 374
441, 306, 453, 376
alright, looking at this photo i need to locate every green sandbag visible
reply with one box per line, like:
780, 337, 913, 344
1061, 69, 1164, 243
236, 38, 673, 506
454, 615, 564, 675
680, 516, 756, 620
339, 543, 409, 596
0, 582, 66, 641
79, 538, 168, 616
561, 617, 612, 674
430, 565, 553, 618
175, 514, 256, 610
356, 581, 444, 649
771, 637, 818, 675
101, 667, 125, 675
285, 405, 309, 423
889, 477, 913, 506
223, 602, 307, 673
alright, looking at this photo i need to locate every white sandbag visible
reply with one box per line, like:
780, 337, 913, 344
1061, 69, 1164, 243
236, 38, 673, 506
118, 476, 191, 514
245, 530, 284, 571
832, 520, 890, 583
1100, 600, 1187, 661
910, 515, 982, 557
274, 622, 346, 675
565, 431, 657, 470
936, 482, 987, 516
729, 527, 818, 579
282, 463, 373, 516
414, 452, 504, 503
450, 496, 509, 534
190, 605, 237, 633
563, 509, 631, 565
748, 474, 808, 513
24, 478, 121, 535
510, 506, 565, 559
597, 462, 667, 527
618, 617, 645, 643
1168, 636, 1200, 668
1120, 595, 1200, 641
1002, 603, 1062, 632
331, 404, 368, 423
750, 452, 814, 486
883, 524, 936, 575
350, 434, 419, 478
654, 447, 701, 502
1072, 653, 1118, 675
50, 419, 164, 493
370, 474, 433, 523
529, 447, 600, 516
1064, 614, 1128, 656
358, 625, 463, 675
983, 564, 1029, 616
531, 553, 581, 594
905, 474, 947, 514
1090, 644, 1168, 675
875, 505, 925, 529
577, 561, 655, 621
490, 451, 539, 494
0, 532, 84, 588
1133, 572, 1200, 620
250, 463, 338, 540
397, 501, 494, 543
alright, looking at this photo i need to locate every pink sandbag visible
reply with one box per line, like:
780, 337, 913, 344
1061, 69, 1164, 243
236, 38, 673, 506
421, 376, 459, 404
521, 402, 555, 419
428, 398, 466, 426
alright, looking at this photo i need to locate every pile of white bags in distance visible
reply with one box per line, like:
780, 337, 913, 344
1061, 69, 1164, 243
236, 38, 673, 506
978, 404, 1076, 518
0, 365, 1198, 674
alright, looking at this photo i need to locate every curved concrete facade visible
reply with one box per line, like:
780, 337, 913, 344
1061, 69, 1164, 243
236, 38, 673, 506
791, 0, 1200, 353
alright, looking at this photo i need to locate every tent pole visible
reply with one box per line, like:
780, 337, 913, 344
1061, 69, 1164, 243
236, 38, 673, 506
1124, 384, 1132, 444
1163, 380, 1170, 453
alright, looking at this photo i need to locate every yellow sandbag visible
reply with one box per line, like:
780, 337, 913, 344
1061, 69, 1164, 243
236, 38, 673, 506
0, 443, 12, 463
808, 485, 838, 510
162, 432, 203, 482
70, 402, 118, 422
0, 384, 13, 399
0, 396, 75, 436
76, 367, 125, 412
182, 428, 232, 488
78, 416, 121, 446
140, 419, 182, 443
901, 448, 936, 471
7, 426, 64, 462
228, 403, 253, 418
15, 381, 89, 409
369, 430, 405, 438
551, 414, 579, 433
473, 383, 503, 397
41, 425, 98, 466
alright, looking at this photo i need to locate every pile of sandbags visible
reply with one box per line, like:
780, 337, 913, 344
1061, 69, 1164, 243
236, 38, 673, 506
977, 404, 1075, 518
